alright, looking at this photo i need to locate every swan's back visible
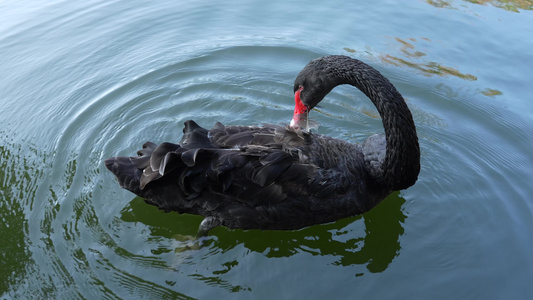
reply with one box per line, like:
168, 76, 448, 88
105, 120, 389, 230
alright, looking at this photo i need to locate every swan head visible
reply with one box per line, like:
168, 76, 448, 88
290, 56, 348, 131
293, 56, 344, 109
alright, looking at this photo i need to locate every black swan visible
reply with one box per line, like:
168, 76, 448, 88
105, 55, 420, 235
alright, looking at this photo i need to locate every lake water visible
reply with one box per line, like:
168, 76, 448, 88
1, 0, 533, 299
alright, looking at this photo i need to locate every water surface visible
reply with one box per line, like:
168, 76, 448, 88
1, 0, 533, 299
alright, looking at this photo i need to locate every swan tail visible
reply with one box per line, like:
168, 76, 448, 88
104, 156, 145, 196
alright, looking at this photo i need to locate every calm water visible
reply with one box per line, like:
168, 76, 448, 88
2, 0, 533, 299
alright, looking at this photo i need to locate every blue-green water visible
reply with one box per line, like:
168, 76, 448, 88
1, 0, 533, 298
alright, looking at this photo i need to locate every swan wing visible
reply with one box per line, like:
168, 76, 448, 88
106, 120, 314, 215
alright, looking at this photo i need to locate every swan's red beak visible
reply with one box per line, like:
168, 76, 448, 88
290, 86, 309, 131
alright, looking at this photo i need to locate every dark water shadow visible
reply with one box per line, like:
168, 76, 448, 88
121, 192, 407, 275
211, 192, 406, 273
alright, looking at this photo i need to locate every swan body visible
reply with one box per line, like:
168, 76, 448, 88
105, 55, 420, 233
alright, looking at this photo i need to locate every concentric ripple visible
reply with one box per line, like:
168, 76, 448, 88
2, 0, 533, 298
4, 43, 533, 299
2, 43, 422, 298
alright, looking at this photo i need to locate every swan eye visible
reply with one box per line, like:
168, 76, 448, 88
298, 85, 304, 92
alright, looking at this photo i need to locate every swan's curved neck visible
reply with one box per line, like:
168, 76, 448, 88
325, 57, 420, 190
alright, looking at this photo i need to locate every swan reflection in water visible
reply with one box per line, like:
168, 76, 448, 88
120, 192, 406, 279
208, 192, 406, 273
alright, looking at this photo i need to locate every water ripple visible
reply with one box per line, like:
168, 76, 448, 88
2, 1, 533, 297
